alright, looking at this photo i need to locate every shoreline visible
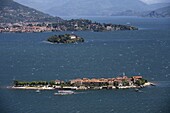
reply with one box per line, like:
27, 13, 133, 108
8, 82, 154, 91
9, 76, 154, 91
9, 86, 55, 90
0, 19, 138, 33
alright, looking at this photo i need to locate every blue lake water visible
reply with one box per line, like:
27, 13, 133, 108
0, 17, 170, 113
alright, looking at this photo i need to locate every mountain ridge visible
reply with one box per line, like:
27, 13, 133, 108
46, 0, 150, 16
0, 0, 63, 23
143, 5, 170, 17
13, 0, 170, 17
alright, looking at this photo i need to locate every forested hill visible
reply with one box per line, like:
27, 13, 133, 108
0, 0, 63, 23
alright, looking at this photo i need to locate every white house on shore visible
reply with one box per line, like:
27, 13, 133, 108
70, 34, 77, 39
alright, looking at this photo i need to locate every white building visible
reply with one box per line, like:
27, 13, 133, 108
70, 35, 77, 39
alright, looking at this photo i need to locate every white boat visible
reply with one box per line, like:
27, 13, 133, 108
126, 22, 131, 25
54, 90, 75, 96
151, 83, 156, 86
36, 89, 40, 93
135, 88, 143, 93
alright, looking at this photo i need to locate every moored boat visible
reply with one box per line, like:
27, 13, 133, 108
151, 83, 156, 86
54, 90, 75, 96
36, 89, 40, 93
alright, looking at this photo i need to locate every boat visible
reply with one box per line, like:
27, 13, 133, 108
126, 22, 131, 25
36, 89, 40, 93
135, 88, 139, 92
135, 88, 143, 93
54, 90, 75, 96
151, 83, 156, 86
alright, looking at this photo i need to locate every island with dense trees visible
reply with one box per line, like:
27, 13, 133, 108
10, 76, 154, 90
47, 34, 84, 44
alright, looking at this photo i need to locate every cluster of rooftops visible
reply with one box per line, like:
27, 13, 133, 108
55, 76, 144, 86
70, 76, 142, 83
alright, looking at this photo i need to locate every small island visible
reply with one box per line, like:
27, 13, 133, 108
47, 34, 84, 44
10, 76, 154, 90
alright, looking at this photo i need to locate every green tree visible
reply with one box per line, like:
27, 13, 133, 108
122, 80, 129, 86
49, 80, 55, 86
135, 79, 147, 86
13, 80, 19, 86
114, 81, 119, 87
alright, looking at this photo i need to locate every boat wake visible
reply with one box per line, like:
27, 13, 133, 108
151, 81, 170, 88
54, 90, 86, 96
41, 41, 55, 44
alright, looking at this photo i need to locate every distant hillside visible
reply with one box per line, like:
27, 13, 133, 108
111, 3, 170, 17
0, 0, 63, 23
144, 6, 170, 17
111, 10, 144, 16
14, 0, 70, 13
46, 0, 150, 16
14, 0, 170, 17
44, 0, 170, 17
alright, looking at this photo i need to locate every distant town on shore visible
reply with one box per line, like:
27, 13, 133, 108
0, 19, 138, 33
11, 75, 154, 90
0, 0, 139, 33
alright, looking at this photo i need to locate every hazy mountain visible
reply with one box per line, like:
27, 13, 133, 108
14, 0, 70, 13
144, 6, 170, 17
46, 0, 151, 16
110, 2, 170, 17
0, 0, 63, 23
149, 2, 170, 9
14, 0, 170, 17
111, 10, 145, 16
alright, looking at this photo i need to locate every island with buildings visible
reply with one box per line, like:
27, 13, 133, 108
47, 34, 84, 44
10, 76, 154, 90
0, 0, 139, 33
0, 19, 138, 33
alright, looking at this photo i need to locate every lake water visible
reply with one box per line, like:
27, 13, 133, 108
0, 17, 170, 113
